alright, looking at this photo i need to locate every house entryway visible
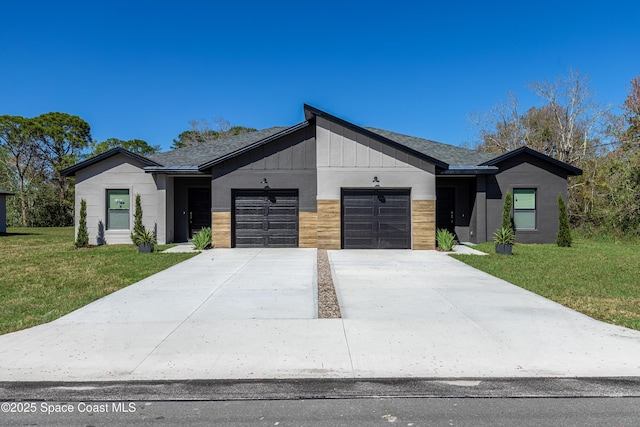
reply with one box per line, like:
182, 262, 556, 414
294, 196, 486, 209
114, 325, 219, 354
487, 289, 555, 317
341, 189, 411, 249
233, 189, 299, 247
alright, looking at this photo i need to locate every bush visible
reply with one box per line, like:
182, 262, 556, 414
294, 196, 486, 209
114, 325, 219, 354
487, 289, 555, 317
493, 227, 515, 245
75, 198, 89, 247
130, 194, 145, 244
436, 228, 457, 251
557, 194, 572, 247
191, 227, 212, 250
502, 191, 513, 232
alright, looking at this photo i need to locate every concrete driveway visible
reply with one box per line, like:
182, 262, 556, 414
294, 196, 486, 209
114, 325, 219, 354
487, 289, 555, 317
0, 249, 639, 381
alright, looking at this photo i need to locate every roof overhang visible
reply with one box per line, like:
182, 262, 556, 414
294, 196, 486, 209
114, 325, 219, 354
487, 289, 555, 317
143, 166, 207, 175
437, 166, 499, 175
61, 148, 162, 177
0, 190, 14, 196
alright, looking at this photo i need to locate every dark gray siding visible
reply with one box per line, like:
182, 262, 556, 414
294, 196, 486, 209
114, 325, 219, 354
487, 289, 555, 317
436, 177, 475, 242
486, 153, 569, 244
209, 125, 317, 212
173, 177, 211, 242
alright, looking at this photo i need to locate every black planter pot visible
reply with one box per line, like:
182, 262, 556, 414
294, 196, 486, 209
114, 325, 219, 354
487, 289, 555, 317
138, 243, 154, 253
495, 243, 513, 255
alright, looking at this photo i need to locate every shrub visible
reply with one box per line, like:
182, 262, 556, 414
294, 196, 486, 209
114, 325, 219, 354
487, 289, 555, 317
436, 228, 457, 251
493, 226, 515, 245
191, 227, 212, 250
130, 194, 144, 244
502, 191, 513, 232
75, 198, 89, 247
557, 194, 572, 247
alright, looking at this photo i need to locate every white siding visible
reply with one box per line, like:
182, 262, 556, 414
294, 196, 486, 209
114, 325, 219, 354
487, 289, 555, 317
316, 117, 436, 200
74, 154, 166, 245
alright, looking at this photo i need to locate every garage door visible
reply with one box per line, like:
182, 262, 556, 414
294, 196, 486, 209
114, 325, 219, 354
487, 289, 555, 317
233, 190, 299, 247
342, 189, 411, 249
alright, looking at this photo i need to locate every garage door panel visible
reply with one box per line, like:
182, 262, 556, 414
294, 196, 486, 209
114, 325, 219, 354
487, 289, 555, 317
234, 190, 299, 248
342, 189, 411, 249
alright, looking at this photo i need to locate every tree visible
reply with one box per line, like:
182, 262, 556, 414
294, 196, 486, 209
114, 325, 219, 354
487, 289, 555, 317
556, 195, 572, 247
31, 112, 92, 224
75, 198, 89, 247
171, 118, 256, 149
0, 115, 42, 226
501, 191, 513, 232
88, 138, 160, 158
130, 194, 145, 244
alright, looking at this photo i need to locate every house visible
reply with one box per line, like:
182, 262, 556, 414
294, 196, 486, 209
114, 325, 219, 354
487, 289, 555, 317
61, 104, 582, 249
0, 190, 14, 234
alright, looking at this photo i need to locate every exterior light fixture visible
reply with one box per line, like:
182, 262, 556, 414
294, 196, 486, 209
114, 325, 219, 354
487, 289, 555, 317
373, 176, 380, 187
261, 178, 268, 185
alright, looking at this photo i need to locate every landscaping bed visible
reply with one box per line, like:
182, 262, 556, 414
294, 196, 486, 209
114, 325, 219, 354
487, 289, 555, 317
317, 249, 341, 318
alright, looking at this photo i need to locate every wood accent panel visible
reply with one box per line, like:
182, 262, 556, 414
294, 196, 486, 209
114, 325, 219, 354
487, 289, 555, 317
317, 200, 341, 249
212, 211, 231, 248
412, 200, 436, 250
299, 211, 318, 248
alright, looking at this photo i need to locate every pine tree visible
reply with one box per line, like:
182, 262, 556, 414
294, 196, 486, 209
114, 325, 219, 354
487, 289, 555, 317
75, 198, 89, 247
556, 194, 572, 247
130, 194, 145, 244
502, 192, 513, 232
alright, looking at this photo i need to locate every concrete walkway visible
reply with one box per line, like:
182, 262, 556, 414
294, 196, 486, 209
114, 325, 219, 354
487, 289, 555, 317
0, 249, 638, 381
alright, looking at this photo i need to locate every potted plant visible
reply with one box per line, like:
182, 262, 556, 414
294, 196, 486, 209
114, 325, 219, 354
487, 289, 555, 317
494, 227, 515, 255
134, 228, 157, 253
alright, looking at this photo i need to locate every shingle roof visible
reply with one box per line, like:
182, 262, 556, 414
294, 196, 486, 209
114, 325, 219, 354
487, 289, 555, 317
147, 127, 289, 167
364, 127, 496, 166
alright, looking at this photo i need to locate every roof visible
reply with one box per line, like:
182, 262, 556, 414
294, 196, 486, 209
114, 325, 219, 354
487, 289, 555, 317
480, 146, 583, 176
147, 127, 289, 168
364, 127, 496, 166
60, 104, 582, 177
0, 189, 14, 196
60, 148, 162, 177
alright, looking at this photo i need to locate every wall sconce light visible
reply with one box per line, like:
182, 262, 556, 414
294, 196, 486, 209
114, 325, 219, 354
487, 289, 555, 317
373, 176, 380, 187
261, 178, 269, 189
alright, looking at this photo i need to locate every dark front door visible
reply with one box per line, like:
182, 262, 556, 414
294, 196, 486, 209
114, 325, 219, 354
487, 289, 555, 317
342, 189, 411, 249
436, 187, 455, 233
233, 190, 299, 247
188, 188, 211, 238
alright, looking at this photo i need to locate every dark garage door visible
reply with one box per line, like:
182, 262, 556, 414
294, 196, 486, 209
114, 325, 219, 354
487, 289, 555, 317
342, 189, 411, 249
233, 190, 299, 247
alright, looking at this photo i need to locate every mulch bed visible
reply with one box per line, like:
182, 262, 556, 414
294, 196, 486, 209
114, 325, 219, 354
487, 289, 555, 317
317, 249, 342, 318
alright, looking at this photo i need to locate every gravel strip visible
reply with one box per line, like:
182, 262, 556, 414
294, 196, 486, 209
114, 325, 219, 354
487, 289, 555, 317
317, 249, 342, 318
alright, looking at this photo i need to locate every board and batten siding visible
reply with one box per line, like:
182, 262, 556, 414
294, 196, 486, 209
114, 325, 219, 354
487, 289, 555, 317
315, 117, 436, 249
74, 154, 165, 245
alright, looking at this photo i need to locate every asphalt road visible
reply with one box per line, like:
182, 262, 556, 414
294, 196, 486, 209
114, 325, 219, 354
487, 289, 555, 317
2, 397, 640, 426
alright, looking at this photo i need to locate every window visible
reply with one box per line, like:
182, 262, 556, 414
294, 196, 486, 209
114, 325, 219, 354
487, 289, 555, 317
513, 189, 536, 230
107, 189, 130, 229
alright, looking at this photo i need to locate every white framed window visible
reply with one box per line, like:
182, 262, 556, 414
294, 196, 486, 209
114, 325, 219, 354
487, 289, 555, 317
513, 188, 536, 230
106, 189, 130, 230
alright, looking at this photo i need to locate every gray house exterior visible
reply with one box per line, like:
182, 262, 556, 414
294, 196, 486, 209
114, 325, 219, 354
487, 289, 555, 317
62, 104, 582, 249
0, 190, 14, 234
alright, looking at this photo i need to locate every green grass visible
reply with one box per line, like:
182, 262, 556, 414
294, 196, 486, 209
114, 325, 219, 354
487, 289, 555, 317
0, 227, 197, 335
453, 237, 640, 331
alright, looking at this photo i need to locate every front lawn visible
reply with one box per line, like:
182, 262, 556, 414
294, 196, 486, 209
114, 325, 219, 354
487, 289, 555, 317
453, 237, 640, 331
0, 227, 197, 335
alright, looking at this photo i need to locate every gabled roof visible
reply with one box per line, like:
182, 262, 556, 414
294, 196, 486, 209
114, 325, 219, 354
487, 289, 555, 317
480, 146, 583, 176
60, 148, 162, 177
303, 104, 450, 169
0, 189, 14, 195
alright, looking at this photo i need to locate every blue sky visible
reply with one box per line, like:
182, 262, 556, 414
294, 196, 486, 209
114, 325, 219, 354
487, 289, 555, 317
1, 1, 639, 152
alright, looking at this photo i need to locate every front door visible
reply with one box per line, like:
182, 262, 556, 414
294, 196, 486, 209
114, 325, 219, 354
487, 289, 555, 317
188, 188, 211, 238
436, 187, 455, 233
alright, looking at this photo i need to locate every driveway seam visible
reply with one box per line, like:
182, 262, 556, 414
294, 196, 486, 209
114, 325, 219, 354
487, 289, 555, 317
128, 249, 265, 375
